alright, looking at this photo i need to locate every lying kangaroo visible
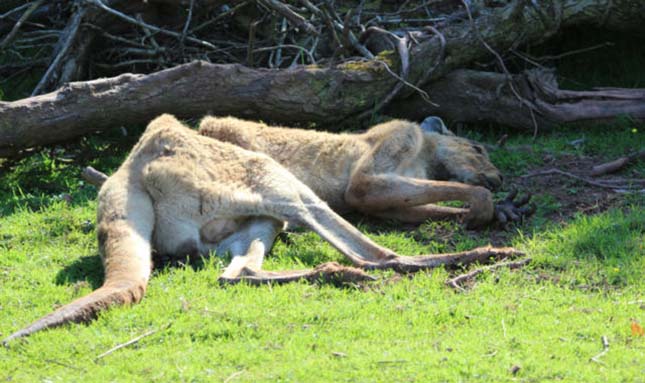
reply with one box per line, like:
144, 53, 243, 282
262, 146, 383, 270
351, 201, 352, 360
3, 114, 521, 344
199, 116, 529, 226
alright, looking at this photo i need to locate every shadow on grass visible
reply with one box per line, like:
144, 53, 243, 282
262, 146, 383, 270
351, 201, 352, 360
55, 255, 104, 290
54, 252, 217, 290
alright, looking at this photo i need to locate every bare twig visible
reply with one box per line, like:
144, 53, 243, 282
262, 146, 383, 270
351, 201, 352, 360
31, 5, 84, 96
590, 150, 645, 177
589, 336, 609, 365
95, 323, 171, 361
246, 17, 262, 66
355, 25, 442, 120
82, 166, 108, 187
86, 0, 217, 49
0, 2, 33, 20
319, 3, 343, 54
136, 13, 160, 51
532, 42, 615, 61
253, 45, 315, 64
323, 0, 373, 59
289, 36, 317, 67
298, 0, 322, 17
0, 0, 44, 50
446, 258, 532, 290
191, 1, 249, 34
84, 23, 148, 48
44, 359, 86, 372
521, 168, 645, 190
341, 9, 354, 55
356, 26, 415, 120
274, 18, 288, 67
223, 371, 245, 383
179, 0, 195, 44
260, 0, 318, 36
496, 134, 509, 147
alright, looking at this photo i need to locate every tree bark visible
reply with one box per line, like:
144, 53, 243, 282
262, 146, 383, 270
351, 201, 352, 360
1, 0, 645, 157
387, 69, 645, 130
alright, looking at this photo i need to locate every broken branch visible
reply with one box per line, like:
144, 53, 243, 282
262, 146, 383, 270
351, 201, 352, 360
521, 168, 645, 191
590, 150, 645, 177
82, 166, 108, 187
446, 258, 532, 290
260, 0, 318, 36
94, 323, 171, 361
0, 0, 44, 50
86, 0, 217, 50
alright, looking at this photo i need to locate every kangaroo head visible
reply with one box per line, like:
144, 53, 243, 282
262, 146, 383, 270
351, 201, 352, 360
421, 117, 503, 190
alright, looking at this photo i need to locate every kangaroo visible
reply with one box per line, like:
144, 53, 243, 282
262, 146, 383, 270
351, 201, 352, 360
199, 116, 529, 227
3, 114, 521, 344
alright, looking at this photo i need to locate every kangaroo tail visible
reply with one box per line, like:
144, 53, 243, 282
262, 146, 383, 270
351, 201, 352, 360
3, 179, 154, 346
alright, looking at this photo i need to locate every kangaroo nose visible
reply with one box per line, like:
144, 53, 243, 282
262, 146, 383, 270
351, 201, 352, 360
481, 173, 503, 190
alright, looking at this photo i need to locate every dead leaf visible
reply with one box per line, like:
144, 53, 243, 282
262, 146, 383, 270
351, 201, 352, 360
631, 320, 644, 336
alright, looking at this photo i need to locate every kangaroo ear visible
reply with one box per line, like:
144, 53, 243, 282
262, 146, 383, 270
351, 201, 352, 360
420, 116, 454, 136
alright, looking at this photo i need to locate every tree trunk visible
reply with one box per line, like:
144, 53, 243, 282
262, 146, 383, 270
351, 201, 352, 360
387, 69, 645, 130
1, 0, 645, 157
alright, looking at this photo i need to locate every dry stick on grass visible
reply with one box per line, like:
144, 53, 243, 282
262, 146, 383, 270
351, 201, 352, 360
82, 166, 108, 187
44, 359, 86, 372
522, 168, 645, 191
590, 150, 645, 177
589, 335, 610, 365
95, 323, 171, 361
446, 258, 532, 291
223, 371, 245, 383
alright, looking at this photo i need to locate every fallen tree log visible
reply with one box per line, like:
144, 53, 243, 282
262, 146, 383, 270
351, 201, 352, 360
387, 69, 645, 131
1, 0, 645, 157
0, 60, 390, 157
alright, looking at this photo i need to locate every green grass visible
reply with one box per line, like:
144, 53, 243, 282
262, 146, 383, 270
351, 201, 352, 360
2, 27, 645, 382
0, 198, 644, 382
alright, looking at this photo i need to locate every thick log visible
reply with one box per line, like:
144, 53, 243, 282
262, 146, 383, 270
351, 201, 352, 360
0, 61, 390, 157
387, 69, 645, 130
1, 0, 645, 156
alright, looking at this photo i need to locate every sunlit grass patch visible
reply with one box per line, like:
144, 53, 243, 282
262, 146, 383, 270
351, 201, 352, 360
523, 207, 645, 288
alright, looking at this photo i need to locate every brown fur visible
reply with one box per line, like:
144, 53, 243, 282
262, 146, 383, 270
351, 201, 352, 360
199, 116, 502, 226
3, 115, 520, 344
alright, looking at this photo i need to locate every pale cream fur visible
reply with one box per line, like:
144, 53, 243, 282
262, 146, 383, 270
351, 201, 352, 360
199, 116, 502, 226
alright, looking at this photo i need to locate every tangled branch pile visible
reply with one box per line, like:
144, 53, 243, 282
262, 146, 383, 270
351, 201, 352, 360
1, 0, 645, 156
2, 0, 460, 93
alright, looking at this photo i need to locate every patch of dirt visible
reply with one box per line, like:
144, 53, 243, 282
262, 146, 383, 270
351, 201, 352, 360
510, 153, 628, 223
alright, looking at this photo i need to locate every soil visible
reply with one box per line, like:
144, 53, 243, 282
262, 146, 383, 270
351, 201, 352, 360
511, 153, 627, 223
